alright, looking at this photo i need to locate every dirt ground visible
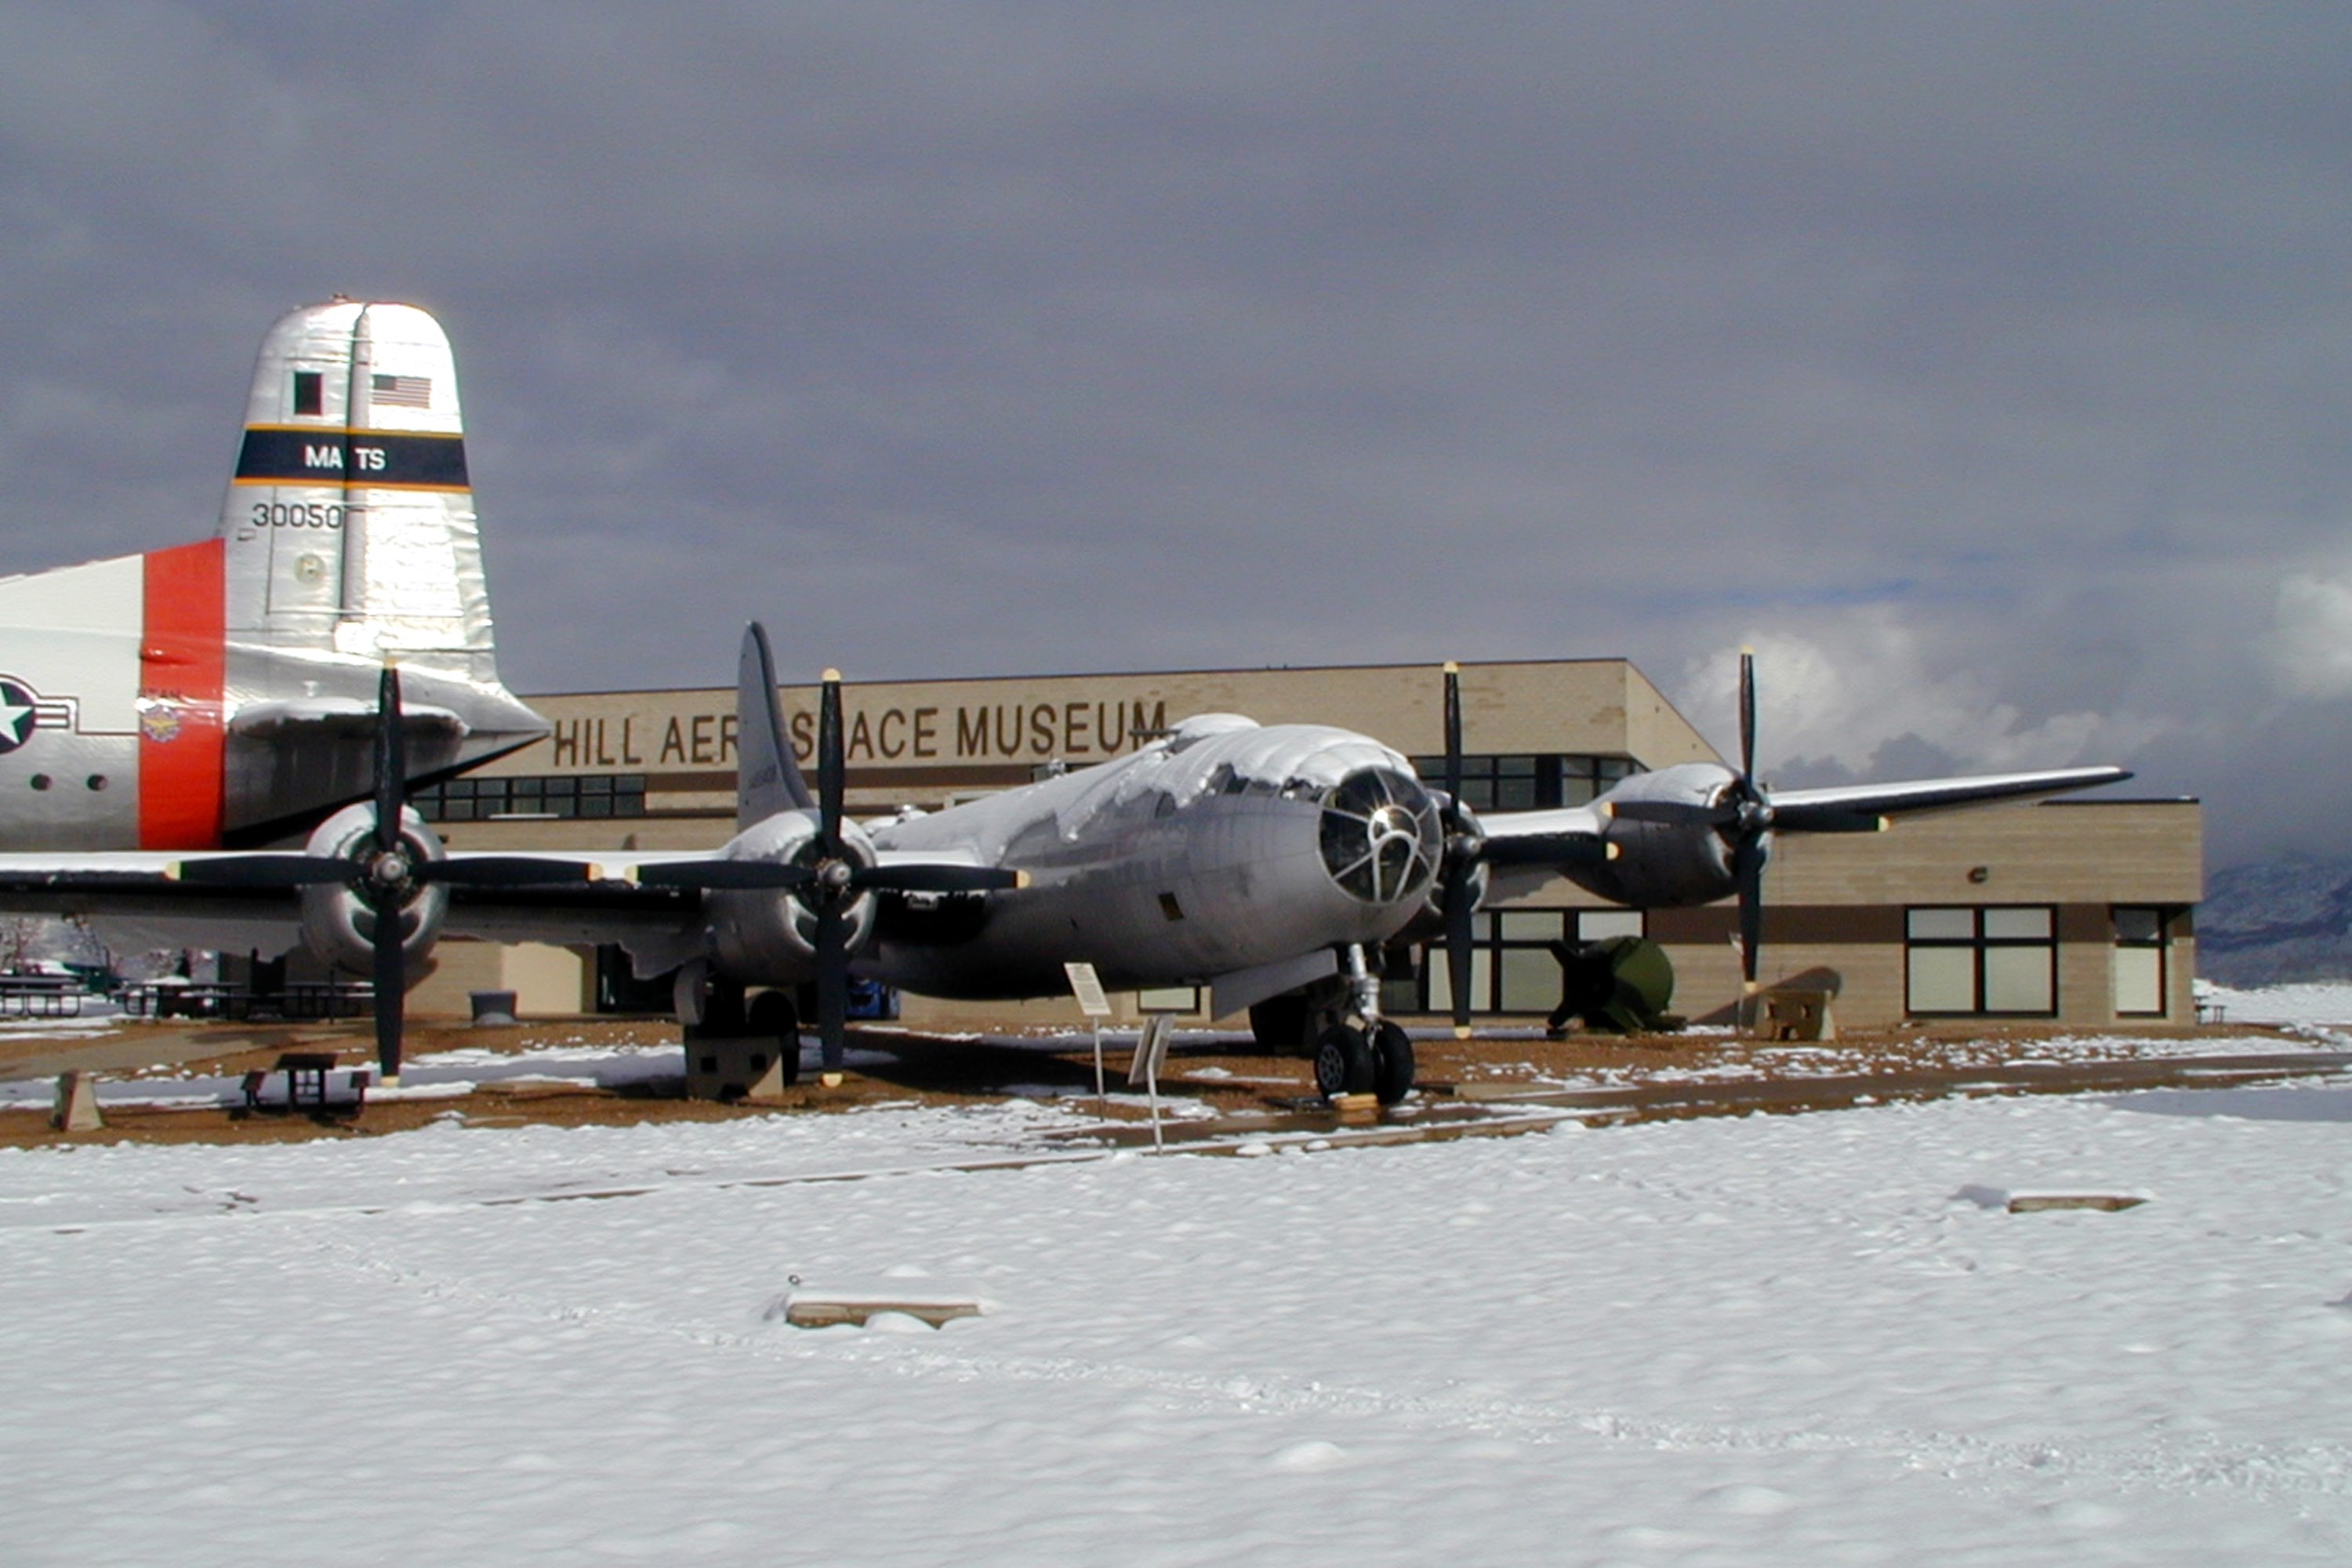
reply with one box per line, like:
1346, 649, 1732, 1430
4, 1014, 2344, 1151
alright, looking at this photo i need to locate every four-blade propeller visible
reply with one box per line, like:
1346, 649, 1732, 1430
630, 667, 1020, 1080
174, 666, 603, 1083
1602, 651, 1882, 991
1428, 662, 1613, 1033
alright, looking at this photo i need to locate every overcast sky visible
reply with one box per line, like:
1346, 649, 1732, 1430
2, 3, 2348, 867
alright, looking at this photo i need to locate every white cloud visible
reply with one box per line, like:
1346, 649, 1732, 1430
2271, 572, 2352, 699
1674, 610, 2172, 781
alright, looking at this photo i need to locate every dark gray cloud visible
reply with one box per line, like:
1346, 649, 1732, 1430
2, 2, 2348, 866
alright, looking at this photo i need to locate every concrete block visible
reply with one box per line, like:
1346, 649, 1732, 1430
1757, 989, 1835, 1041
682, 1035, 795, 1102
52, 1070, 102, 1133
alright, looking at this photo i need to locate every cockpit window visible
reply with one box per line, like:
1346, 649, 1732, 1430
1318, 768, 1442, 904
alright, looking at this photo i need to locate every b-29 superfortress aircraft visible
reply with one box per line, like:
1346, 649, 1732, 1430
0, 300, 2132, 1102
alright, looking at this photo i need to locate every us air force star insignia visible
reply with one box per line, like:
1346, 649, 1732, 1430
0, 681, 36, 755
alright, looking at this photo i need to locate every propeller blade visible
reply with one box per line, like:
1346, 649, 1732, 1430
373, 664, 406, 857
1737, 648, 1756, 788
631, 860, 818, 891
172, 855, 359, 887
1436, 662, 1479, 1033
418, 856, 609, 887
1768, 804, 1886, 834
854, 863, 1025, 895
370, 896, 406, 1083
1443, 858, 1476, 1033
1443, 662, 1464, 811
817, 668, 845, 857
1733, 833, 1766, 989
815, 903, 848, 1077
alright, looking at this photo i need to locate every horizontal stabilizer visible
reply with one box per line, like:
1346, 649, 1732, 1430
230, 699, 469, 740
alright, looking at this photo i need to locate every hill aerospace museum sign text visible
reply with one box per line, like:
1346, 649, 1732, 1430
547, 696, 1174, 771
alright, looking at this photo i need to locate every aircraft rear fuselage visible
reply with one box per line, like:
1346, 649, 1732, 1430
0, 299, 546, 851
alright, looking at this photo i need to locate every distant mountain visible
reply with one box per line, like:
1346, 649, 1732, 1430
2198, 857, 2352, 985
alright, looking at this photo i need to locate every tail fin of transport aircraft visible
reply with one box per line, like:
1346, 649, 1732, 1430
206, 299, 548, 839
223, 299, 501, 682
0, 299, 546, 850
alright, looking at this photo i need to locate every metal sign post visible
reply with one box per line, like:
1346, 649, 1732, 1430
1128, 1014, 1174, 1151
1065, 961, 1113, 1100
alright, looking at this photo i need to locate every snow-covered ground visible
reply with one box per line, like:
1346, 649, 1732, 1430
2200, 979, 2352, 1031
4, 1040, 2350, 1564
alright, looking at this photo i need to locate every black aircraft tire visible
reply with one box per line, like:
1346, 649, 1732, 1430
1370, 1020, 1415, 1105
747, 989, 803, 1086
1314, 1024, 1376, 1100
1250, 994, 1311, 1053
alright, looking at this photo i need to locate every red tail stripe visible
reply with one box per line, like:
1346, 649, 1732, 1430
137, 539, 227, 848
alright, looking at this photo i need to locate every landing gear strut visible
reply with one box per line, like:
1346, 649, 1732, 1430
1308, 945, 1415, 1106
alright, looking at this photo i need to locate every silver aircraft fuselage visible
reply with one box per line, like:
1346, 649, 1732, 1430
861, 715, 1443, 1000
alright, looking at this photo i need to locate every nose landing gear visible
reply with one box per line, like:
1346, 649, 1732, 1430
1309, 944, 1416, 1105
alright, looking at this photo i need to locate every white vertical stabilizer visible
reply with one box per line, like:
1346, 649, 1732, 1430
220, 299, 499, 684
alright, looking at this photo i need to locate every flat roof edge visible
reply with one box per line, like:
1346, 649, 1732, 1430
521, 655, 1651, 702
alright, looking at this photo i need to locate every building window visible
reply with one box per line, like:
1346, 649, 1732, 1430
1906, 906, 2056, 1017
1417, 907, 1644, 1015
2112, 906, 2169, 1017
1405, 753, 1640, 811
413, 774, 647, 822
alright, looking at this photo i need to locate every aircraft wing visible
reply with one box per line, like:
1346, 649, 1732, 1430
1764, 764, 2135, 825
0, 851, 307, 958
0, 839, 1014, 971
1471, 805, 1613, 866
1468, 764, 2132, 903
0, 850, 701, 963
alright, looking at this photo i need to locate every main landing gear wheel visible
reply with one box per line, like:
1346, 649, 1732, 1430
746, 989, 802, 1087
1370, 1019, 1414, 1106
1314, 1024, 1376, 1099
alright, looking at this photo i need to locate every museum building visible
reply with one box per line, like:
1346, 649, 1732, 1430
409, 658, 2202, 1033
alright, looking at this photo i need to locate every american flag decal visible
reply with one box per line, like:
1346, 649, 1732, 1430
371, 372, 432, 408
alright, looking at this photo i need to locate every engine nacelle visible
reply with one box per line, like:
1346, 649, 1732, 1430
1578, 763, 1744, 908
706, 811, 882, 983
296, 802, 450, 975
